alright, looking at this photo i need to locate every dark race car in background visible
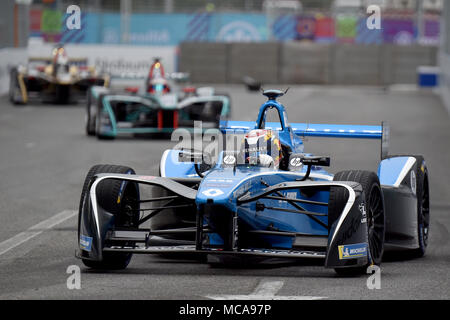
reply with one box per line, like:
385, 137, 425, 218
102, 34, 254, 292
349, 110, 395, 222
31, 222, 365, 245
9, 45, 109, 105
85, 58, 231, 139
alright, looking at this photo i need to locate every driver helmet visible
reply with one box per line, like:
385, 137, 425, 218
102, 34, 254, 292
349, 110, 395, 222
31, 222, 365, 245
243, 129, 282, 168
148, 77, 170, 94
51, 45, 69, 76
52, 45, 68, 64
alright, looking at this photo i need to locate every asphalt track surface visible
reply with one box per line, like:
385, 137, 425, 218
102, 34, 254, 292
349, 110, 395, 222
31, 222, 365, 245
0, 85, 449, 299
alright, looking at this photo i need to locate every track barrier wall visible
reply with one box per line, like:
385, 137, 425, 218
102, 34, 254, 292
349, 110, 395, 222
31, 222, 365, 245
179, 42, 437, 85
0, 42, 438, 96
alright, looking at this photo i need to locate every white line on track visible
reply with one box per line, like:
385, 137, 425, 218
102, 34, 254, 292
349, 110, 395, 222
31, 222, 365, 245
206, 280, 326, 300
253, 280, 285, 296
0, 210, 77, 256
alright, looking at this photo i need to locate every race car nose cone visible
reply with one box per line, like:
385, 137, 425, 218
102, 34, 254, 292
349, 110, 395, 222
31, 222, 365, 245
201, 188, 224, 197
196, 175, 238, 207
197, 186, 231, 205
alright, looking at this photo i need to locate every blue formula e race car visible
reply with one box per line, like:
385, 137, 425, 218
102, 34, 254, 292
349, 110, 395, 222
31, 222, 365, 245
77, 90, 430, 275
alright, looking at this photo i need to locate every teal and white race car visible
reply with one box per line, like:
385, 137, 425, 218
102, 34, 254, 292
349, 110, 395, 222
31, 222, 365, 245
85, 59, 231, 139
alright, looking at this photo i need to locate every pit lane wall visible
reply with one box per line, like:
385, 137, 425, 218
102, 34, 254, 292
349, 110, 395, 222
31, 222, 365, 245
179, 42, 437, 85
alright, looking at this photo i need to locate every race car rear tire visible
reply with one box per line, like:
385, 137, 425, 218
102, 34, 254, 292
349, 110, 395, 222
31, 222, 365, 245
385, 155, 430, 257
412, 156, 430, 257
9, 68, 23, 105
78, 164, 139, 269
329, 170, 385, 276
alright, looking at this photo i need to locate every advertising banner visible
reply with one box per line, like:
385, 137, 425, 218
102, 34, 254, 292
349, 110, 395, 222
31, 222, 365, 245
420, 18, 440, 45
356, 18, 382, 44
40, 9, 62, 42
336, 15, 357, 43
59, 13, 268, 45
271, 14, 297, 41
296, 15, 316, 41
314, 15, 335, 43
214, 13, 267, 42
28, 10, 440, 46
383, 18, 416, 45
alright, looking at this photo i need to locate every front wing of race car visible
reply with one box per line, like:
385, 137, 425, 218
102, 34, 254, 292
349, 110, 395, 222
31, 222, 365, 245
77, 173, 370, 269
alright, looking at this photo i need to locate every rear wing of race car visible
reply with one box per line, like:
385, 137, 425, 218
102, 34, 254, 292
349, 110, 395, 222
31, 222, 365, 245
28, 57, 88, 66
219, 120, 390, 159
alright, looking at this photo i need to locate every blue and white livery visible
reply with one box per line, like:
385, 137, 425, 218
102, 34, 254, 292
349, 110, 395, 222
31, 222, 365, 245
77, 89, 430, 275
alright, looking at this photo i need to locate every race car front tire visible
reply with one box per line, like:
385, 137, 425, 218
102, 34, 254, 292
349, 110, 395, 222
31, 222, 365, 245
85, 89, 96, 136
95, 94, 115, 140
78, 164, 139, 270
329, 170, 385, 276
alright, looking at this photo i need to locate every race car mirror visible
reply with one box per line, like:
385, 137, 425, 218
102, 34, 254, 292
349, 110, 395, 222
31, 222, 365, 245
288, 154, 330, 171
178, 150, 203, 163
301, 156, 330, 167
196, 87, 215, 96
169, 72, 190, 82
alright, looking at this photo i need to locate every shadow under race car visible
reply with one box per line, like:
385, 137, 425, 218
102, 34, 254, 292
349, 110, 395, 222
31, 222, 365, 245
77, 89, 429, 275
85, 59, 231, 139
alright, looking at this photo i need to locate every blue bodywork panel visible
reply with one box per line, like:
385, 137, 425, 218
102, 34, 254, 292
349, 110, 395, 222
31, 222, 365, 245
378, 156, 414, 186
